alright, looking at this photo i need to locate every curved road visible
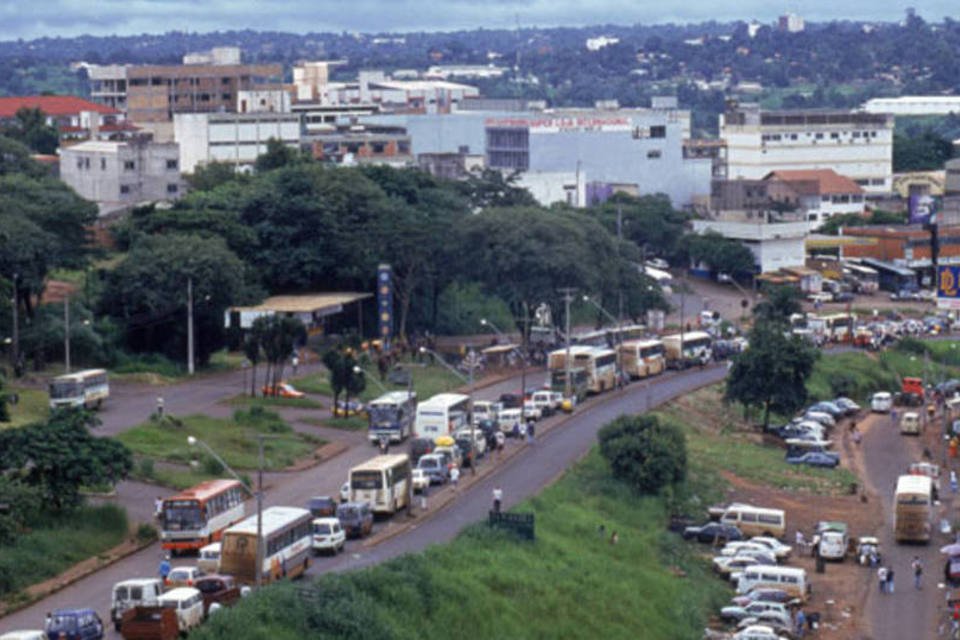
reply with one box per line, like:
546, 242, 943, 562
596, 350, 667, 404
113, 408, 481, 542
0, 364, 726, 633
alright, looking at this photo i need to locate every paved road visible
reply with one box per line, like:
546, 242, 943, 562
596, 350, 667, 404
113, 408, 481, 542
862, 412, 950, 639
0, 362, 726, 633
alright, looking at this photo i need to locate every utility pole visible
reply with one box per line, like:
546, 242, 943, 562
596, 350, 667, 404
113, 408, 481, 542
11, 273, 19, 377
617, 205, 624, 324
559, 288, 576, 399
256, 435, 264, 592
64, 296, 70, 373
187, 277, 195, 375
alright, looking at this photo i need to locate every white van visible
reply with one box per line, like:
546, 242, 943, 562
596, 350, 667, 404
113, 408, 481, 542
736, 566, 808, 600
871, 391, 893, 413
497, 408, 523, 435
110, 578, 164, 631
472, 400, 503, 425
816, 521, 848, 561
158, 587, 205, 633
900, 411, 921, 436
197, 541, 222, 573
720, 504, 786, 538
0, 632, 45, 640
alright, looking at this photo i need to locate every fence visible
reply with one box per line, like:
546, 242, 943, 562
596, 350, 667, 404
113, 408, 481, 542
488, 511, 535, 541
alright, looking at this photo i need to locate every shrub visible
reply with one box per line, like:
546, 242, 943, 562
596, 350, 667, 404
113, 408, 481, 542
138, 457, 156, 479
202, 454, 225, 476
828, 372, 857, 398
597, 415, 687, 494
136, 523, 158, 543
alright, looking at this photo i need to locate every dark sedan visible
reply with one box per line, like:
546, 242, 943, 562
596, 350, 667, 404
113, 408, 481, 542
336, 502, 374, 539
785, 451, 840, 468
681, 522, 743, 544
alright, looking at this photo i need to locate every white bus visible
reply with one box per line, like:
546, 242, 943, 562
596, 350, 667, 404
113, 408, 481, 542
367, 391, 417, 444
618, 339, 666, 379
220, 506, 312, 585
736, 566, 808, 600
662, 331, 713, 369
348, 454, 412, 515
413, 393, 470, 439
48, 368, 109, 409
843, 262, 879, 294
159, 479, 247, 553
894, 474, 932, 544
818, 313, 855, 342
548, 346, 617, 394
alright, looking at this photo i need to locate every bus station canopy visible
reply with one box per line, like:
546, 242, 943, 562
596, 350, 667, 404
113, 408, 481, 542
227, 292, 372, 329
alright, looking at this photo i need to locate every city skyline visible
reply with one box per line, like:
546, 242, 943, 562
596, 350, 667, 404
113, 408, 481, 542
0, 1, 953, 41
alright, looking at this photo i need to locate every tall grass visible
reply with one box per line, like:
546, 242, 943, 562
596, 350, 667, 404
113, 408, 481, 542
0, 504, 127, 598
3, 387, 50, 430
191, 452, 730, 640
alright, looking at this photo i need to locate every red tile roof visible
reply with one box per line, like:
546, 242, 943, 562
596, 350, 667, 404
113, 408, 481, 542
764, 169, 864, 195
0, 96, 118, 119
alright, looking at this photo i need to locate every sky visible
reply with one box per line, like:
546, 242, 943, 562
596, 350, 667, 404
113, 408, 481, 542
0, 0, 957, 41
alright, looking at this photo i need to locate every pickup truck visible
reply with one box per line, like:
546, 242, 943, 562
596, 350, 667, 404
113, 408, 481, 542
816, 521, 849, 561
120, 606, 179, 640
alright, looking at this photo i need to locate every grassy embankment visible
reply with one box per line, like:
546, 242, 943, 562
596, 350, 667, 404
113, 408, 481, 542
0, 505, 128, 603
119, 407, 323, 489
192, 451, 730, 640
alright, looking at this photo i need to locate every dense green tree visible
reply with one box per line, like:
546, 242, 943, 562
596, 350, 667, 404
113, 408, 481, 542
1, 108, 59, 154
597, 414, 687, 494
725, 320, 819, 430
254, 138, 302, 173
99, 234, 254, 365
817, 209, 907, 235
592, 193, 690, 261
0, 411, 132, 510
0, 477, 42, 544
185, 161, 248, 192
456, 169, 538, 210
683, 231, 756, 277
250, 315, 306, 391
321, 347, 365, 415
893, 130, 954, 172
752, 286, 803, 325
0, 136, 48, 178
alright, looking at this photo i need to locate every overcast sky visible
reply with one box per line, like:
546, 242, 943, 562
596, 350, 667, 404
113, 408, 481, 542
0, 1, 956, 41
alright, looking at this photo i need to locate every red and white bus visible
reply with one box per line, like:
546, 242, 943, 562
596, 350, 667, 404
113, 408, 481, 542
160, 479, 247, 553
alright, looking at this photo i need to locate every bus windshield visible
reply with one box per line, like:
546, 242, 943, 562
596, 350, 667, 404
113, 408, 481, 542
368, 406, 398, 426
163, 500, 203, 530
49, 380, 81, 398
351, 471, 383, 490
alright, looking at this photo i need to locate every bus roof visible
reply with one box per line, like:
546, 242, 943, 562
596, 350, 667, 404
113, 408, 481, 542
225, 506, 310, 537
620, 338, 664, 349
417, 393, 470, 409
165, 479, 243, 503
50, 368, 107, 382
576, 347, 616, 358
350, 454, 410, 472
896, 474, 932, 494
368, 391, 416, 407
662, 331, 712, 342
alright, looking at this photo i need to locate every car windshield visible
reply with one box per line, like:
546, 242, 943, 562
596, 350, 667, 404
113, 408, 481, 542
50, 615, 78, 631
368, 406, 397, 425
169, 569, 191, 580
314, 523, 332, 534
351, 471, 383, 490
419, 458, 439, 469
196, 580, 223, 594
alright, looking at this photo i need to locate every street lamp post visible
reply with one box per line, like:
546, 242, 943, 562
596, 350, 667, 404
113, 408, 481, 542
419, 346, 478, 475
187, 435, 264, 591
353, 365, 389, 394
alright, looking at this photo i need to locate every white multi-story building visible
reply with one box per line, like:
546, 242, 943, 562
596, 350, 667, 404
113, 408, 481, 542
721, 104, 894, 196
691, 219, 808, 274
173, 112, 301, 174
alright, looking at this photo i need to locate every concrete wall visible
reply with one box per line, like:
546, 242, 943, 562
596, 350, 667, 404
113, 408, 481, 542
174, 113, 301, 173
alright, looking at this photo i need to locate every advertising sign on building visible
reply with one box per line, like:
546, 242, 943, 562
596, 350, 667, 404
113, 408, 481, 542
484, 116, 632, 134
909, 194, 938, 225
937, 265, 960, 309
377, 264, 394, 347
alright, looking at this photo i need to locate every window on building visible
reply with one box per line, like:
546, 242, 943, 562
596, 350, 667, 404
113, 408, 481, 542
100, 158, 106, 170
871, 178, 885, 186
167, 184, 179, 194
398, 142, 410, 154
371, 142, 386, 154
852, 195, 863, 203
222, 93, 231, 101
830, 132, 840, 139
808, 213, 818, 221
84, 157, 90, 169
790, 134, 798, 140
649, 125, 666, 138
822, 195, 830, 201
76, 158, 84, 170
853, 131, 862, 138
870, 131, 878, 138
120, 185, 130, 195
166, 159, 178, 170
647, 149, 662, 159
222, 77, 231, 85
124, 160, 135, 171
815, 133, 824, 140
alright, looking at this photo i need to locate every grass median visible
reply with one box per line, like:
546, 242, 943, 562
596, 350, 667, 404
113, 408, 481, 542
3, 387, 49, 430
293, 361, 466, 402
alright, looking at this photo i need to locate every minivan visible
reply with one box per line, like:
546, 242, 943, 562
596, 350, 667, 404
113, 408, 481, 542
871, 391, 893, 413
110, 578, 164, 630
720, 504, 786, 538
44, 608, 104, 640
736, 566, 808, 600
336, 502, 374, 539
157, 587, 205, 633
197, 542, 222, 574
900, 411, 921, 435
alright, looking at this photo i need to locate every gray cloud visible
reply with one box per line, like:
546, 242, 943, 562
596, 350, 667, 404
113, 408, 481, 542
0, 0, 956, 40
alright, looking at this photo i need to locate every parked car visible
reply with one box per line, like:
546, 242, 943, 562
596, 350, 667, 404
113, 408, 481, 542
732, 624, 792, 640
163, 566, 205, 589
310, 517, 346, 554
408, 437, 435, 464
718, 547, 778, 565
110, 578, 164, 631
748, 537, 792, 560
833, 397, 861, 415
333, 399, 365, 417
1, 632, 44, 640
802, 411, 836, 428
734, 617, 795, 638
411, 468, 430, 493
729, 588, 793, 608
45, 608, 104, 640
417, 453, 450, 485
197, 542, 222, 574
777, 422, 825, 441
497, 408, 524, 435
785, 451, 840, 468
261, 382, 305, 399
336, 502, 374, 539
645, 257, 670, 270
807, 401, 844, 418
832, 291, 855, 303
194, 574, 241, 614
714, 556, 774, 579
720, 601, 792, 625
890, 289, 921, 301
682, 522, 743, 544
307, 496, 338, 518
156, 587, 204, 634
721, 541, 769, 557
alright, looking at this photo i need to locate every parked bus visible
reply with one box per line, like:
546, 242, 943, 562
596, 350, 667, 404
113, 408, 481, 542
366, 391, 417, 444
819, 313, 855, 342
48, 368, 109, 410
894, 474, 932, 544
548, 346, 617, 394
843, 262, 879, 294
619, 339, 666, 379
547, 366, 589, 403
720, 503, 787, 538
348, 454, 412, 515
160, 479, 247, 553
220, 506, 312, 585
662, 331, 713, 369
413, 393, 470, 439
571, 328, 610, 347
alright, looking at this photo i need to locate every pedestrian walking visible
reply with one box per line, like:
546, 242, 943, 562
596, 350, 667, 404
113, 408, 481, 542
158, 556, 171, 582
526, 420, 535, 444
795, 608, 807, 638
420, 483, 428, 511
291, 354, 299, 376
877, 566, 888, 593
492, 486, 503, 514
378, 436, 389, 455
852, 427, 862, 445
796, 530, 806, 556
912, 556, 923, 590
495, 431, 505, 457
156, 395, 165, 418
887, 566, 895, 594
154, 496, 163, 520
609, 531, 619, 545
891, 407, 898, 427
450, 465, 460, 490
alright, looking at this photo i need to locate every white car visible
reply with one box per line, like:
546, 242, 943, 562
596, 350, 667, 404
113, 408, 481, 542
646, 257, 670, 270
749, 537, 792, 559
497, 408, 523, 435
720, 542, 770, 557
522, 401, 542, 421
733, 625, 791, 640
721, 601, 792, 625
802, 411, 836, 428
713, 556, 765, 578
1, 632, 45, 640
411, 468, 430, 493
453, 427, 487, 457
311, 517, 346, 554
871, 391, 893, 413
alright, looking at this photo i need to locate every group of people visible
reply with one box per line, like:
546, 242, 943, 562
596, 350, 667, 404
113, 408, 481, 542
876, 557, 923, 594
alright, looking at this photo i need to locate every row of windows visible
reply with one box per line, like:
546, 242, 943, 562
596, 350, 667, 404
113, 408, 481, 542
204, 486, 245, 518
265, 519, 312, 557
820, 194, 864, 203
762, 130, 880, 142
74, 157, 178, 171
854, 178, 888, 187
120, 184, 179, 196
488, 150, 529, 171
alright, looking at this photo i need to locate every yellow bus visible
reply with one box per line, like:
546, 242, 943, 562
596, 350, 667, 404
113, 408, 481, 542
618, 339, 666, 379
220, 506, 312, 585
894, 475, 932, 544
348, 454, 412, 515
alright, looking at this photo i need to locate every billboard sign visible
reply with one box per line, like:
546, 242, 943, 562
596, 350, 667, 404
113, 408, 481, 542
377, 264, 394, 347
937, 265, 960, 309
909, 194, 938, 225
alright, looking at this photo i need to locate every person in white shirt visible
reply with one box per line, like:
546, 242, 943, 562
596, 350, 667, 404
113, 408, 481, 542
492, 486, 503, 513
450, 466, 460, 490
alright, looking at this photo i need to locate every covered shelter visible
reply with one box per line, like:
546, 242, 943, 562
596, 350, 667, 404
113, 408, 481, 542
226, 292, 372, 336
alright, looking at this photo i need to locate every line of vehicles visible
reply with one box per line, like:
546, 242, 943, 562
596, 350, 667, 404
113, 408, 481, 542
771, 397, 861, 468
